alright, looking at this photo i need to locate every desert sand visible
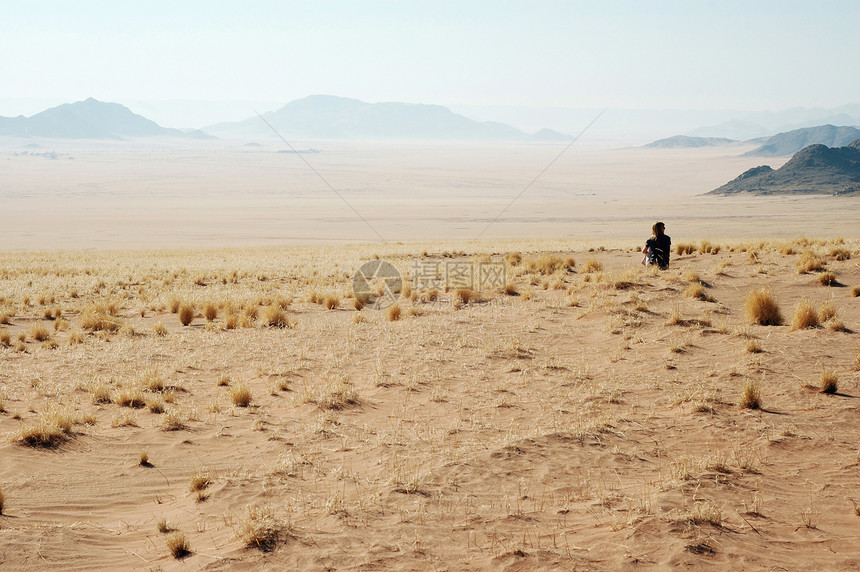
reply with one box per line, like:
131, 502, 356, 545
0, 239, 859, 570
1, 141, 859, 570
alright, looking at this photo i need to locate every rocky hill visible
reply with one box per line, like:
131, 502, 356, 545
708, 138, 860, 196
743, 124, 860, 157
0, 98, 211, 139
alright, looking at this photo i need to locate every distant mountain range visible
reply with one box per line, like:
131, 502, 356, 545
644, 124, 860, 158
707, 137, 860, 196
202, 95, 571, 141
743, 125, 860, 156
688, 104, 860, 139
0, 98, 211, 139
643, 135, 738, 149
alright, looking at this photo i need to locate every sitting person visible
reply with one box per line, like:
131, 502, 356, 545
642, 221, 671, 269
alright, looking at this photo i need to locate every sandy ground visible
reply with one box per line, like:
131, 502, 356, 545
1, 239, 859, 570
6, 138, 860, 249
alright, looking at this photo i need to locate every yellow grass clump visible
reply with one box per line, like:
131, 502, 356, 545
0, 329, 10, 347
13, 407, 78, 448
796, 250, 826, 274
236, 504, 287, 552
818, 301, 836, 323
582, 258, 603, 273
744, 289, 783, 326
830, 247, 851, 261
80, 303, 122, 332
0, 486, 4, 515
203, 303, 218, 321
323, 295, 339, 310
165, 531, 190, 559
264, 305, 292, 328
387, 303, 402, 321
178, 305, 194, 326
790, 299, 819, 330
818, 271, 837, 286
302, 375, 359, 410
852, 286, 860, 297
739, 379, 761, 410
820, 370, 838, 394
230, 384, 253, 407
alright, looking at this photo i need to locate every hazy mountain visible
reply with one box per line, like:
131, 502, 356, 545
643, 135, 737, 148
0, 98, 212, 139
687, 120, 770, 140
202, 95, 571, 141
744, 125, 860, 157
708, 138, 860, 196
687, 106, 860, 140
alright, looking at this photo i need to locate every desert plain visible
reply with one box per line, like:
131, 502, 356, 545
1, 140, 859, 570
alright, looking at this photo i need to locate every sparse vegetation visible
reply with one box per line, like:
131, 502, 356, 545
165, 531, 190, 559
230, 384, 253, 407
790, 298, 819, 330
387, 303, 402, 321
178, 305, 194, 326
740, 379, 761, 410
236, 504, 287, 551
744, 288, 783, 326
820, 369, 838, 394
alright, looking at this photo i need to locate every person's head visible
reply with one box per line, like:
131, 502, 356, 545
652, 221, 665, 236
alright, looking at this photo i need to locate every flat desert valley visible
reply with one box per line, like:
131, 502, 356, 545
1, 139, 860, 570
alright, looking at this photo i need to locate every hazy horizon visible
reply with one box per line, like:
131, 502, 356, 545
3, 1, 859, 124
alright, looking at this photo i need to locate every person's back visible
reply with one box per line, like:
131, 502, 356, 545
644, 222, 671, 269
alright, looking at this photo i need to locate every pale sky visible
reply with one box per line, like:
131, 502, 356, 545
2, 0, 858, 117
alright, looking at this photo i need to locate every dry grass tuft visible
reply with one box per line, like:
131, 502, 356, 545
189, 470, 212, 492
138, 450, 151, 466
830, 247, 851, 261
323, 295, 339, 310
503, 283, 518, 296
820, 370, 838, 394
818, 271, 837, 286
688, 501, 723, 527
745, 339, 763, 353
739, 379, 761, 410
683, 283, 712, 302
675, 243, 696, 255
0, 487, 4, 515
114, 387, 145, 408
818, 301, 837, 323
387, 303, 402, 321
160, 408, 186, 431
582, 258, 603, 273
13, 407, 78, 447
80, 304, 123, 332
744, 289, 783, 326
152, 322, 168, 336
29, 323, 51, 342
230, 384, 253, 407
455, 288, 474, 305
790, 299, 819, 330
264, 305, 291, 328
851, 286, 860, 297
203, 303, 218, 321
236, 504, 288, 552
156, 517, 172, 533
165, 531, 190, 559
302, 375, 359, 410
796, 250, 826, 273
178, 305, 194, 326
0, 329, 10, 347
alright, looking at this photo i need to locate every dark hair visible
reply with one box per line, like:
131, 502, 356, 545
652, 222, 665, 236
